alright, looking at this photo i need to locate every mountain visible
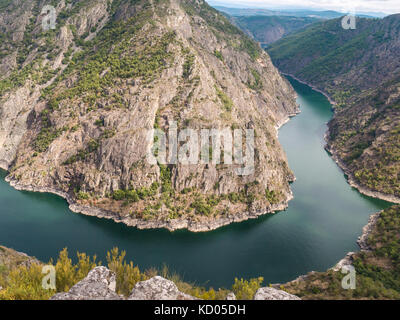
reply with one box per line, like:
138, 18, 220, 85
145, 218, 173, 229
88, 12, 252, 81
267, 15, 400, 202
231, 15, 319, 47
0, 0, 298, 231
213, 6, 382, 19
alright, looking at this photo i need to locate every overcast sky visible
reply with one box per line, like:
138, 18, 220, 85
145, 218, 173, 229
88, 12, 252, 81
208, 0, 400, 14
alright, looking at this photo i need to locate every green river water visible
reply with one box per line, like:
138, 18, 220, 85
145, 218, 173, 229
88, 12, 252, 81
0, 77, 392, 288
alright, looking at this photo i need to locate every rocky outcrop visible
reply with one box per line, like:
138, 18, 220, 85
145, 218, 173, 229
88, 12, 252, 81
0, 0, 298, 231
50, 266, 300, 300
128, 276, 197, 300
253, 287, 301, 300
51, 268, 197, 300
51, 267, 123, 300
0, 245, 39, 268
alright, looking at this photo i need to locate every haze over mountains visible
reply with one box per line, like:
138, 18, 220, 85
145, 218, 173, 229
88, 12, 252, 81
212, 5, 388, 19
230, 15, 319, 47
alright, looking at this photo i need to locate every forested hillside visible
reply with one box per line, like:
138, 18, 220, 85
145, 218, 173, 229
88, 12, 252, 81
231, 15, 318, 46
268, 15, 400, 202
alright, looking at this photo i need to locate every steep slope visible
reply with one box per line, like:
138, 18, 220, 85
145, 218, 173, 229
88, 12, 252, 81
267, 15, 400, 202
0, 0, 298, 231
231, 15, 319, 47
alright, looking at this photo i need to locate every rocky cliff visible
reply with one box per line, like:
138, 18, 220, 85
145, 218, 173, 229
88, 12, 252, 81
0, 0, 298, 231
267, 15, 400, 203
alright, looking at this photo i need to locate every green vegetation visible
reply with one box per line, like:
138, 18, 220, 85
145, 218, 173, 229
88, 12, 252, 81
215, 86, 233, 112
0, 0, 12, 10
247, 68, 263, 91
232, 277, 264, 300
182, 53, 195, 79
265, 188, 278, 204
267, 17, 377, 85
0, 61, 39, 97
111, 182, 160, 203
0, 248, 98, 300
33, 110, 67, 152
0, 246, 267, 300
267, 15, 400, 199
214, 49, 224, 61
63, 139, 100, 165
190, 195, 220, 216
282, 205, 400, 299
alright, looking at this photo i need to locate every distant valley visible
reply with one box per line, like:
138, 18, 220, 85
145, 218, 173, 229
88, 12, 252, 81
267, 15, 400, 203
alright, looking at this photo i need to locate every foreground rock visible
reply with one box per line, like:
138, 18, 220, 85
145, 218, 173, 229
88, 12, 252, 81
128, 276, 197, 300
51, 267, 123, 300
51, 268, 197, 301
51, 266, 300, 300
254, 287, 301, 300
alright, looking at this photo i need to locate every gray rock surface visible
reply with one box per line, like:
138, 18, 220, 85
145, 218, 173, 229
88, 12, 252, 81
51, 266, 123, 300
226, 292, 236, 300
254, 287, 301, 300
128, 276, 197, 300
50, 266, 301, 300
0, 0, 299, 232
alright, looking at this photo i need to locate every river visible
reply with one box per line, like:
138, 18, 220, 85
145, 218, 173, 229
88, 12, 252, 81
0, 76, 392, 289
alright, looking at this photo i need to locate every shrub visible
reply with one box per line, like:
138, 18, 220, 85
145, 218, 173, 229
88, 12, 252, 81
232, 277, 264, 300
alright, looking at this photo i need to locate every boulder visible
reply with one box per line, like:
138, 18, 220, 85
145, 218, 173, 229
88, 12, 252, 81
226, 292, 236, 300
51, 266, 122, 300
128, 276, 197, 300
254, 287, 301, 300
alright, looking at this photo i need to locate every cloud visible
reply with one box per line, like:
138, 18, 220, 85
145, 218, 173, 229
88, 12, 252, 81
208, 0, 400, 14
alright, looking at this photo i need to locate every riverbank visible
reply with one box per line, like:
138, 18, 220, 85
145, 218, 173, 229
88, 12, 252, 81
277, 74, 399, 289
282, 73, 337, 106
0, 76, 391, 289
5, 176, 293, 233
326, 143, 400, 204
2, 101, 299, 233
280, 208, 382, 287
331, 210, 382, 271
284, 73, 400, 204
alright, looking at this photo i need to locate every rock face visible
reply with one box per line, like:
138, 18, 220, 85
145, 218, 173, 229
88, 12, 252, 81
50, 268, 197, 300
0, 245, 39, 269
51, 267, 123, 300
0, 0, 298, 231
128, 276, 197, 300
50, 267, 300, 300
254, 287, 301, 300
